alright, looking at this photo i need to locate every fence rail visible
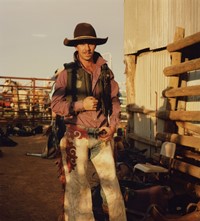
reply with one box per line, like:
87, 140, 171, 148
0, 76, 54, 126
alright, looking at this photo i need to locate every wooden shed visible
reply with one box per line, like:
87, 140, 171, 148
124, 0, 200, 185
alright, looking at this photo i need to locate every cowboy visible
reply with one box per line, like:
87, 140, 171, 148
51, 22, 127, 221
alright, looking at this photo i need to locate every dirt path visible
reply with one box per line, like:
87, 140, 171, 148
0, 134, 62, 221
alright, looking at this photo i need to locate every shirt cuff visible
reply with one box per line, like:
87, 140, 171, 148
73, 100, 84, 112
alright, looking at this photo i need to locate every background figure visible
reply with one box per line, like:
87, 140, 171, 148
42, 69, 65, 159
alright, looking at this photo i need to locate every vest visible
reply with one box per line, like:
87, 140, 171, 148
64, 62, 112, 116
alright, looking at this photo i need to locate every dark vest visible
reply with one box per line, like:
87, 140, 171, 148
64, 62, 112, 116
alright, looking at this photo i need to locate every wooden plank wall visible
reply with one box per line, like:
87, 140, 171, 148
126, 29, 200, 181
156, 29, 200, 180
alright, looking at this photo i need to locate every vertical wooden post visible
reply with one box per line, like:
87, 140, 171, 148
164, 27, 185, 133
124, 55, 136, 104
167, 27, 185, 111
124, 55, 136, 147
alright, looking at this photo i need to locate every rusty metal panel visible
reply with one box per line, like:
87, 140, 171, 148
124, 0, 200, 54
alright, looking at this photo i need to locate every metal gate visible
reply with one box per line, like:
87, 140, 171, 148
0, 76, 54, 126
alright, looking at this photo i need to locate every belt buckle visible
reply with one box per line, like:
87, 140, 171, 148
87, 128, 99, 138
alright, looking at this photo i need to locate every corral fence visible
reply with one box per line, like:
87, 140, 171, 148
0, 76, 54, 127
126, 29, 200, 181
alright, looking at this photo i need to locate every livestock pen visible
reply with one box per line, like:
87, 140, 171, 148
0, 76, 54, 127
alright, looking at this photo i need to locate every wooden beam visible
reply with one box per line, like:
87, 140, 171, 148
126, 104, 156, 116
124, 55, 136, 104
167, 32, 200, 52
163, 85, 200, 97
156, 132, 200, 150
127, 133, 161, 148
157, 110, 200, 121
166, 52, 182, 111
127, 109, 200, 132
172, 159, 200, 179
167, 27, 184, 106
164, 27, 184, 133
173, 27, 185, 42
176, 150, 200, 162
176, 121, 200, 135
164, 58, 200, 76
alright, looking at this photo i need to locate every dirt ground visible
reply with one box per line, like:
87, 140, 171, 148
0, 133, 136, 221
0, 134, 62, 221
0, 132, 144, 221
2, 132, 195, 221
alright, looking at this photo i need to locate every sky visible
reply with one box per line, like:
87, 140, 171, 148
0, 0, 125, 84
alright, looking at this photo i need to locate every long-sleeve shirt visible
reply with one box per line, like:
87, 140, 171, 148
51, 52, 121, 129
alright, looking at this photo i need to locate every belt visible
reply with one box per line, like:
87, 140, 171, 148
67, 124, 106, 138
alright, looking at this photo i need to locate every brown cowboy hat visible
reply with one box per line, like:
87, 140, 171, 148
63, 23, 108, 46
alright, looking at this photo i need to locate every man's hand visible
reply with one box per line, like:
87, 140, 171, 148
99, 126, 115, 142
83, 96, 98, 111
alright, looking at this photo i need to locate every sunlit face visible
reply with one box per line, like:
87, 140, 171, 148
75, 42, 96, 62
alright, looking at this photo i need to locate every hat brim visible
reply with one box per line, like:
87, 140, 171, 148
63, 36, 108, 46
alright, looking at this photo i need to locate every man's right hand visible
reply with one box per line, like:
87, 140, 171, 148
83, 96, 98, 111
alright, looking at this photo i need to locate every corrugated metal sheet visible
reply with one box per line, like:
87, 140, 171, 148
124, 0, 200, 153
124, 0, 200, 54
124, 0, 151, 54
133, 50, 171, 143
135, 50, 171, 110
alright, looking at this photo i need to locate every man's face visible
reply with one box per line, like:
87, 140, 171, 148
75, 42, 96, 62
